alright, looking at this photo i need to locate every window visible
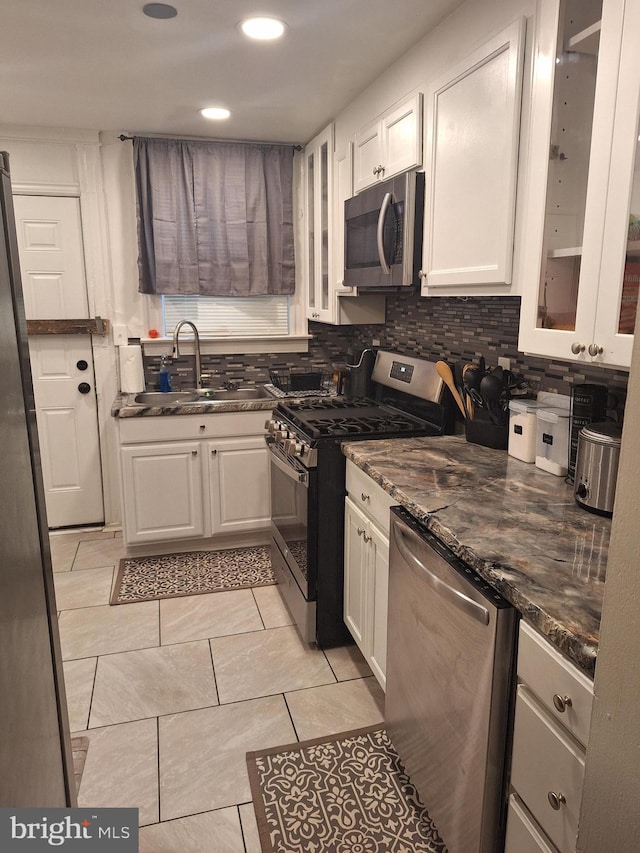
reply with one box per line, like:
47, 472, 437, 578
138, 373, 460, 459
162, 294, 290, 337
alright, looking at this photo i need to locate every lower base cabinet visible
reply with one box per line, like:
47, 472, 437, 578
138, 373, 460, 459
343, 461, 394, 690
118, 412, 271, 546
505, 621, 594, 853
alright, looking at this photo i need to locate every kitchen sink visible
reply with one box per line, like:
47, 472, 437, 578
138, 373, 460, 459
133, 391, 200, 404
197, 386, 274, 401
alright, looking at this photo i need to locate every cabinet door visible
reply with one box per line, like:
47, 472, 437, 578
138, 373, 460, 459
353, 121, 383, 193
121, 442, 204, 544
382, 93, 423, 181
368, 521, 389, 691
306, 124, 334, 322
505, 795, 558, 853
344, 498, 370, 650
422, 19, 525, 292
518, 0, 628, 364
592, 0, 640, 366
208, 436, 270, 535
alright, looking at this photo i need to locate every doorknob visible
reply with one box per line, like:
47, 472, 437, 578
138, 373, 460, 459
78, 382, 91, 394
76, 359, 88, 371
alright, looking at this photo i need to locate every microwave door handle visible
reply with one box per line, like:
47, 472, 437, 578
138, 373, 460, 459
376, 192, 393, 275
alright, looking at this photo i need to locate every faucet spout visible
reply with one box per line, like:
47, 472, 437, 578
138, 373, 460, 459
172, 320, 202, 390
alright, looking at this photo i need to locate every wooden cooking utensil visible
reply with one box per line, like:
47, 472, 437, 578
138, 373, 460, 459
436, 360, 468, 419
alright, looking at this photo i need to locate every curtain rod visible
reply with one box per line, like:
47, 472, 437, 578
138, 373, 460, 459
118, 133, 302, 151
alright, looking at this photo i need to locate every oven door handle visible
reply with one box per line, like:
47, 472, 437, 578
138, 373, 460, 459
376, 192, 393, 275
267, 443, 309, 486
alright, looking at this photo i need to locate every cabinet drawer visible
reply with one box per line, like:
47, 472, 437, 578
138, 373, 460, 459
505, 794, 557, 853
511, 685, 585, 853
518, 620, 593, 748
119, 411, 269, 444
346, 460, 394, 532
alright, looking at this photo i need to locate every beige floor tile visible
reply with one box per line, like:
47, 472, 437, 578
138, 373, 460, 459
73, 537, 126, 571
54, 566, 115, 611
324, 643, 373, 681
252, 585, 293, 628
160, 589, 263, 646
211, 626, 335, 704
90, 641, 218, 728
239, 803, 262, 853
285, 676, 385, 741
77, 718, 159, 826
63, 657, 97, 732
49, 539, 80, 573
159, 696, 295, 820
59, 601, 159, 661
51, 529, 116, 545
139, 808, 245, 853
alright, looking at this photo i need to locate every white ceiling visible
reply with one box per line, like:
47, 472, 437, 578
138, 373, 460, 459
1, 0, 465, 144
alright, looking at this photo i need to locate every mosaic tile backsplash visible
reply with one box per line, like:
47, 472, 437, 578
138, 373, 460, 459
143, 292, 629, 412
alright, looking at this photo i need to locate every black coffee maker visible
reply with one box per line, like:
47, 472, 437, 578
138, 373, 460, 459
344, 348, 377, 398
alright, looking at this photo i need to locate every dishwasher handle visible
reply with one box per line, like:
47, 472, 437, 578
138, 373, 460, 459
393, 521, 490, 626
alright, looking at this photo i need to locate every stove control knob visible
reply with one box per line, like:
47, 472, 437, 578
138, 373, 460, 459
275, 429, 289, 440
265, 419, 278, 432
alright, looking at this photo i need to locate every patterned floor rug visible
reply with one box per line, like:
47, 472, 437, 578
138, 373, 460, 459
246, 725, 448, 853
110, 545, 276, 604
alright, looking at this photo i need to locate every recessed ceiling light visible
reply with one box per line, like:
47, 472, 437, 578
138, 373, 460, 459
200, 107, 231, 120
143, 3, 177, 19
240, 16, 286, 40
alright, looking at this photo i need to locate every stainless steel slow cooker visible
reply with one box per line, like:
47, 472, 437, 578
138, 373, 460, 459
574, 422, 622, 516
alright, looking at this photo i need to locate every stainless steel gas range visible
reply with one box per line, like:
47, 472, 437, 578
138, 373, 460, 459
264, 350, 454, 647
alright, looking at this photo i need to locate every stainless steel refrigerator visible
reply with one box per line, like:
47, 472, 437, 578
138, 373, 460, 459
0, 151, 75, 806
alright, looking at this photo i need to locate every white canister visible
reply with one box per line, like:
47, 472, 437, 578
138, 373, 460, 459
535, 406, 571, 476
508, 400, 541, 463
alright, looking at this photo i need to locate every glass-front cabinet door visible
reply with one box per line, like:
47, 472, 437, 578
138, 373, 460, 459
305, 123, 333, 322
518, 0, 635, 367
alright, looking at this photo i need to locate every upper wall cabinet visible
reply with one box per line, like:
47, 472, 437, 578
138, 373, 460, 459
518, 0, 636, 368
304, 126, 385, 325
353, 93, 423, 194
421, 19, 526, 296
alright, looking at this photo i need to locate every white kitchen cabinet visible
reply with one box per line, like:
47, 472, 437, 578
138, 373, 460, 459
353, 93, 423, 194
207, 436, 270, 535
343, 461, 394, 689
120, 441, 205, 544
421, 19, 525, 294
118, 411, 270, 547
304, 130, 385, 325
518, 0, 637, 368
505, 620, 594, 853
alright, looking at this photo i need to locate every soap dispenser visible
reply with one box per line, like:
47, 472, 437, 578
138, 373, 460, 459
159, 354, 172, 393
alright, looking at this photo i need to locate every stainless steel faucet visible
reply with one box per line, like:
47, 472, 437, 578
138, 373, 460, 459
172, 320, 202, 390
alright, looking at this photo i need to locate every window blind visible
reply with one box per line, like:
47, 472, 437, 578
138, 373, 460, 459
162, 295, 290, 337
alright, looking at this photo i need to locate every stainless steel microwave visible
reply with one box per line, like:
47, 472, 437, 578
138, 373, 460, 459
343, 171, 425, 288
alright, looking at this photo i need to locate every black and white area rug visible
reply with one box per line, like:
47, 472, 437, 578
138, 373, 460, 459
110, 545, 276, 604
246, 725, 448, 853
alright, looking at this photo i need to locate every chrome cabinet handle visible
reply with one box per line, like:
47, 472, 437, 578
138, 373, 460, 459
571, 342, 585, 354
361, 492, 370, 502
588, 343, 604, 356
552, 693, 572, 713
548, 791, 566, 811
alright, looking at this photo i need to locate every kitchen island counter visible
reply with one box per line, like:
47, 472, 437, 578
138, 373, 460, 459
343, 435, 609, 677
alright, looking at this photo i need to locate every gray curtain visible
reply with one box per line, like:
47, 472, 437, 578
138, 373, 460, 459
134, 137, 295, 296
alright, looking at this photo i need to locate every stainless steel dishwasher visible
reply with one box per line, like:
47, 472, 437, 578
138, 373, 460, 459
386, 506, 517, 853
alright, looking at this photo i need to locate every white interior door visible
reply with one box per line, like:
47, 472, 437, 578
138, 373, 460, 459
28, 337, 104, 528
14, 195, 104, 528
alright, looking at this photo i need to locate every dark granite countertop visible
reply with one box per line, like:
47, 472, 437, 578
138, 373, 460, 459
112, 393, 277, 418
342, 435, 608, 678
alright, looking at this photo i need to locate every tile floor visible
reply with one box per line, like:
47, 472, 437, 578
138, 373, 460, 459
51, 528, 385, 852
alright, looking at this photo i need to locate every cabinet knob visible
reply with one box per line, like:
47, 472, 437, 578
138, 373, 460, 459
363, 532, 371, 543
191, 450, 198, 457
361, 492, 370, 502
547, 791, 566, 811
211, 448, 217, 455
418, 270, 426, 279
588, 343, 604, 356
571, 342, 586, 354
552, 693, 573, 713
357, 527, 365, 537
199, 424, 206, 431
